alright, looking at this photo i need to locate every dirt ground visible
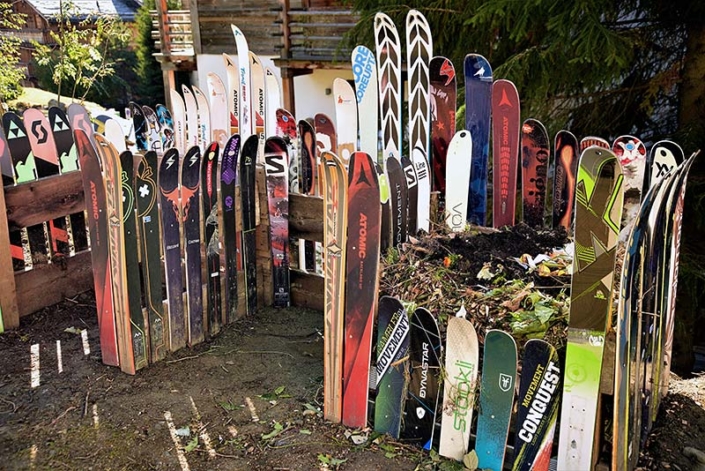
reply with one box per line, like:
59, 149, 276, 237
0, 287, 703, 470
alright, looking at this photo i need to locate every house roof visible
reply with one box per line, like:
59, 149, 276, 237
26, 0, 141, 23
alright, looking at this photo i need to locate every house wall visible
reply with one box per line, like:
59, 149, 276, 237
193, 54, 353, 125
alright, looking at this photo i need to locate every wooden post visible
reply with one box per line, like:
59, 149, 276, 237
187, 0, 202, 55
0, 185, 19, 329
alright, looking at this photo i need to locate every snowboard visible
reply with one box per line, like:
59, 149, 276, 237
521, 119, 550, 228
206, 72, 229, 148
155, 104, 175, 151
135, 150, 168, 362
341, 151, 381, 429
119, 149, 149, 370
264, 136, 290, 308
552, 130, 579, 233
181, 145, 204, 346
491, 79, 520, 228
220, 134, 240, 324
158, 148, 186, 351
475, 330, 517, 471
321, 151, 348, 423
351, 45, 379, 161
464, 53, 493, 226
143, 106, 163, 153
94, 134, 137, 374
445, 130, 473, 232
67, 104, 94, 146
3, 111, 42, 270
439, 307, 479, 461
24, 108, 74, 259
0, 127, 23, 271
386, 156, 407, 246
240, 135, 259, 315
131, 102, 149, 152
513, 339, 562, 471
557, 146, 624, 470
374, 295, 410, 439
333, 77, 357, 168
75, 129, 119, 366
374, 12, 403, 162
429, 56, 457, 197
402, 307, 441, 449
223, 53, 240, 136
202, 142, 222, 337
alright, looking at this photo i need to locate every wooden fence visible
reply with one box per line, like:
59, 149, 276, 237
0, 166, 324, 330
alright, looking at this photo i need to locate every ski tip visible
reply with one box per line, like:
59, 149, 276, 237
455, 305, 467, 319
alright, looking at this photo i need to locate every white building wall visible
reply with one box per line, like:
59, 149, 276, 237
192, 54, 353, 127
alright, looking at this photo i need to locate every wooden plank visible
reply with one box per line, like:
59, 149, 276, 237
290, 270, 323, 311
15, 250, 93, 318
289, 193, 323, 242
600, 331, 616, 395
0, 184, 19, 328
5, 172, 85, 229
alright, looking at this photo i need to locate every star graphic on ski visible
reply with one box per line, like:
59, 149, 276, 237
139, 184, 150, 198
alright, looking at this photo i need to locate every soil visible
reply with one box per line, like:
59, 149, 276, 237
1, 223, 703, 470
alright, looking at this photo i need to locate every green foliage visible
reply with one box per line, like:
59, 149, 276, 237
0, 2, 26, 104
344, 0, 695, 140
32, 0, 132, 104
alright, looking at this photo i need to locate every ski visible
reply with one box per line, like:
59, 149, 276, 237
169, 89, 187, 155
182, 85, 200, 150
402, 307, 441, 449
275, 109, 300, 271
104, 118, 127, 153
386, 156, 407, 246
240, 135, 259, 315
118, 149, 149, 370
557, 146, 624, 470
24, 108, 74, 259
374, 295, 410, 438
342, 151, 381, 428
220, 134, 240, 323
250, 52, 266, 160
439, 306, 479, 461
264, 136, 290, 307
412, 148, 431, 233
202, 142, 222, 336
181, 145, 204, 346
491, 79, 520, 228
94, 134, 137, 374
158, 148, 186, 351
521, 119, 550, 228
513, 339, 562, 471
321, 151, 348, 423
464, 53, 492, 226
298, 119, 317, 272
3, 112, 40, 270
579, 136, 609, 152
0, 126, 24, 271
131, 103, 149, 152
643, 140, 684, 193
430, 56, 457, 198
265, 68, 281, 136
67, 104, 94, 145
374, 12, 403, 162
333, 77, 357, 168
206, 72, 229, 148
193, 86, 211, 151
351, 45, 378, 161
475, 330, 517, 470
135, 150, 168, 362
552, 130, 579, 233
401, 154, 419, 237
445, 130, 472, 232
223, 53, 240, 136
612, 135, 647, 238
75, 129, 119, 366
231, 25, 252, 141
377, 163, 393, 253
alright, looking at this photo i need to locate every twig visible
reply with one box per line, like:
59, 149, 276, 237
83, 390, 90, 417
50, 406, 77, 427
0, 397, 17, 413
165, 347, 220, 364
236, 350, 294, 358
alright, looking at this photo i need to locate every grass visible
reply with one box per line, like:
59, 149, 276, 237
8, 88, 105, 114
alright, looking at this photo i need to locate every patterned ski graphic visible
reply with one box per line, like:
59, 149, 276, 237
374, 12, 402, 161
552, 130, 579, 233
220, 134, 240, 323
521, 119, 550, 228
445, 131, 472, 232
351, 45, 378, 161
264, 137, 290, 307
430, 56, 456, 197
202, 142, 222, 336
240, 135, 259, 315
491, 79, 520, 228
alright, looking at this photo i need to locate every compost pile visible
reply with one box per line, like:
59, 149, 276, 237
380, 223, 572, 349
